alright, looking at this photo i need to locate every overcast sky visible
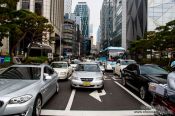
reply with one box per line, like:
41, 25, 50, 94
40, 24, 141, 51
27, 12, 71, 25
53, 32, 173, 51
71, 0, 103, 43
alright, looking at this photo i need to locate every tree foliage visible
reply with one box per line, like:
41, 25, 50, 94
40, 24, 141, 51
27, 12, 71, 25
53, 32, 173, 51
129, 19, 175, 60
0, 0, 53, 57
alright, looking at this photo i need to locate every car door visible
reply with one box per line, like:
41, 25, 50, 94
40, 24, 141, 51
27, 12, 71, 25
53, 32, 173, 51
129, 64, 140, 90
123, 64, 133, 84
42, 66, 56, 102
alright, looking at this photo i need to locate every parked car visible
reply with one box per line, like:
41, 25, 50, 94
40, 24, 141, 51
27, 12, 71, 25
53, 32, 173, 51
114, 59, 136, 78
122, 64, 168, 100
0, 64, 59, 116
70, 62, 104, 89
51, 61, 73, 80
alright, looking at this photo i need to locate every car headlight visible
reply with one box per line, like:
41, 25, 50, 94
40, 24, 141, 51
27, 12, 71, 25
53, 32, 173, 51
9, 95, 33, 104
60, 72, 67, 75
71, 76, 79, 80
96, 77, 103, 80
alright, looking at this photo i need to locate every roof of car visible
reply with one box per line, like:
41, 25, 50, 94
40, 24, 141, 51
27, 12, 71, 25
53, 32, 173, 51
11, 64, 48, 68
118, 59, 136, 61
51, 61, 67, 64
78, 62, 98, 65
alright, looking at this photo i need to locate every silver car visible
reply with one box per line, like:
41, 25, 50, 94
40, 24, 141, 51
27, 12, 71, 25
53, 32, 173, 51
71, 62, 104, 89
0, 64, 59, 116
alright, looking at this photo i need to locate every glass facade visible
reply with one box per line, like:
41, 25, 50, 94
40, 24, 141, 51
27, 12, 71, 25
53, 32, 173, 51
113, 0, 122, 47
74, 2, 89, 40
35, 0, 43, 16
22, 0, 30, 9
148, 0, 175, 31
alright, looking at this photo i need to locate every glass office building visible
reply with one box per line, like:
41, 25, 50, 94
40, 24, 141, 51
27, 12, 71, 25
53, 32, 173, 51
148, 0, 175, 31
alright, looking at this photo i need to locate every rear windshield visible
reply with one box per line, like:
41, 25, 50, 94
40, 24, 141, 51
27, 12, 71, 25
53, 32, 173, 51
75, 64, 100, 72
51, 63, 68, 68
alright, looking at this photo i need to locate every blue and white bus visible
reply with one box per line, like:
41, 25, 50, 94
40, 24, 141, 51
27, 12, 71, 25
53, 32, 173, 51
99, 47, 126, 71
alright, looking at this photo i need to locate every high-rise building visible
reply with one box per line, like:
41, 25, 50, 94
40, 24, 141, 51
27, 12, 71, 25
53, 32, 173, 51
74, 2, 90, 40
17, 0, 64, 55
111, 0, 147, 49
148, 0, 175, 31
64, 0, 72, 18
100, 0, 113, 49
74, 2, 90, 55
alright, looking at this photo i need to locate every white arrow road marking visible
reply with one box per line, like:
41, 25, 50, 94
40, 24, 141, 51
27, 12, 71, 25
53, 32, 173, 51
89, 89, 106, 102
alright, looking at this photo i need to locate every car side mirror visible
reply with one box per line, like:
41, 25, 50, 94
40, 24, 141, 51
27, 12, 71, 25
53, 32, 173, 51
44, 73, 52, 80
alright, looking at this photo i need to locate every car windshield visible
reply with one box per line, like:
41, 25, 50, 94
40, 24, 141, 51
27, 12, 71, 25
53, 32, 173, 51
75, 64, 100, 72
140, 65, 168, 75
51, 63, 68, 68
0, 67, 41, 80
121, 60, 136, 65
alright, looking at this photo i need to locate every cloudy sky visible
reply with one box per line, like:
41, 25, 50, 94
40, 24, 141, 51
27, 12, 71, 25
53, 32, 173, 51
71, 0, 103, 43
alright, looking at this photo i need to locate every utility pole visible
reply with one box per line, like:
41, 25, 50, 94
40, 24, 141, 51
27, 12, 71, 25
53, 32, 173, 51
59, 24, 62, 61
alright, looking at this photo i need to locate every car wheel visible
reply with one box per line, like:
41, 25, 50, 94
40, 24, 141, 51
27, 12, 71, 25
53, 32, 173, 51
140, 86, 148, 100
55, 82, 59, 94
122, 77, 126, 86
32, 96, 42, 116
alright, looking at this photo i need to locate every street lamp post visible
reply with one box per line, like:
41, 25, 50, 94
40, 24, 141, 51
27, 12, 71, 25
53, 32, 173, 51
59, 24, 62, 61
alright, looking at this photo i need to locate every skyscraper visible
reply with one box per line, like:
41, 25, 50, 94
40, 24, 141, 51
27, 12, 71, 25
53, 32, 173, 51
111, 0, 147, 49
74, 2, 90, 40
74, 2, 90, 55
64, 0, 72, 18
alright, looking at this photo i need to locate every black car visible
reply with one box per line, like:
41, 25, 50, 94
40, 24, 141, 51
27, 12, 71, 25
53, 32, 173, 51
122, 64, 168, 100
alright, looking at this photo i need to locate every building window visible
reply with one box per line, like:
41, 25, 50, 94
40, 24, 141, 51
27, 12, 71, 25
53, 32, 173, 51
35, 0, 43, 15
22, 0, 30, 9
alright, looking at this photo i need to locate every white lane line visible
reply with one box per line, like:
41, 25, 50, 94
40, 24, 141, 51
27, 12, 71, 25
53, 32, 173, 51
65, 89, 76, 110
41, 110, 155, 116
111, 76, 117, 80
114, 81, 152, 109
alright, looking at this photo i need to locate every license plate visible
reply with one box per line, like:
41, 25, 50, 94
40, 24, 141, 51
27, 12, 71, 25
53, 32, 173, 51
83, 82, 91, 86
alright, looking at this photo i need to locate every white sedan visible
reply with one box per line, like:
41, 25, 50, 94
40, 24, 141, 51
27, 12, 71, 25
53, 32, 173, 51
70, 62, 104, 89
51, 61, 73, 80
114, 59, 136, 78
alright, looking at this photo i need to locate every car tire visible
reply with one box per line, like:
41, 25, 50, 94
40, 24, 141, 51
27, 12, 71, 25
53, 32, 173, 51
140, 86, 148, 100
32, 96, 42, 116
122, 77, 126, 86
55, 82, 59, 94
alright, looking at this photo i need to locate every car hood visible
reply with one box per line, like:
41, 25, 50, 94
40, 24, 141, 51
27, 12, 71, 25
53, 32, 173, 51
73, 71, 103, 78
144, 74, 167, 84
0, 79, 38, 96
53, 68, 68, 73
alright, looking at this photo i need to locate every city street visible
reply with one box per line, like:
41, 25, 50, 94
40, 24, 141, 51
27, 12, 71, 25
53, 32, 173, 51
41, 72, 155, 116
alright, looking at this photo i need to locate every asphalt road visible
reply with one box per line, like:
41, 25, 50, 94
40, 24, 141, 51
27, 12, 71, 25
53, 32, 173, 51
41, 72, 155, 116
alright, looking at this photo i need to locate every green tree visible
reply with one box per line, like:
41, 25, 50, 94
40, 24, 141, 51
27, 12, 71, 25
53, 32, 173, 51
0, 0, 53, 60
